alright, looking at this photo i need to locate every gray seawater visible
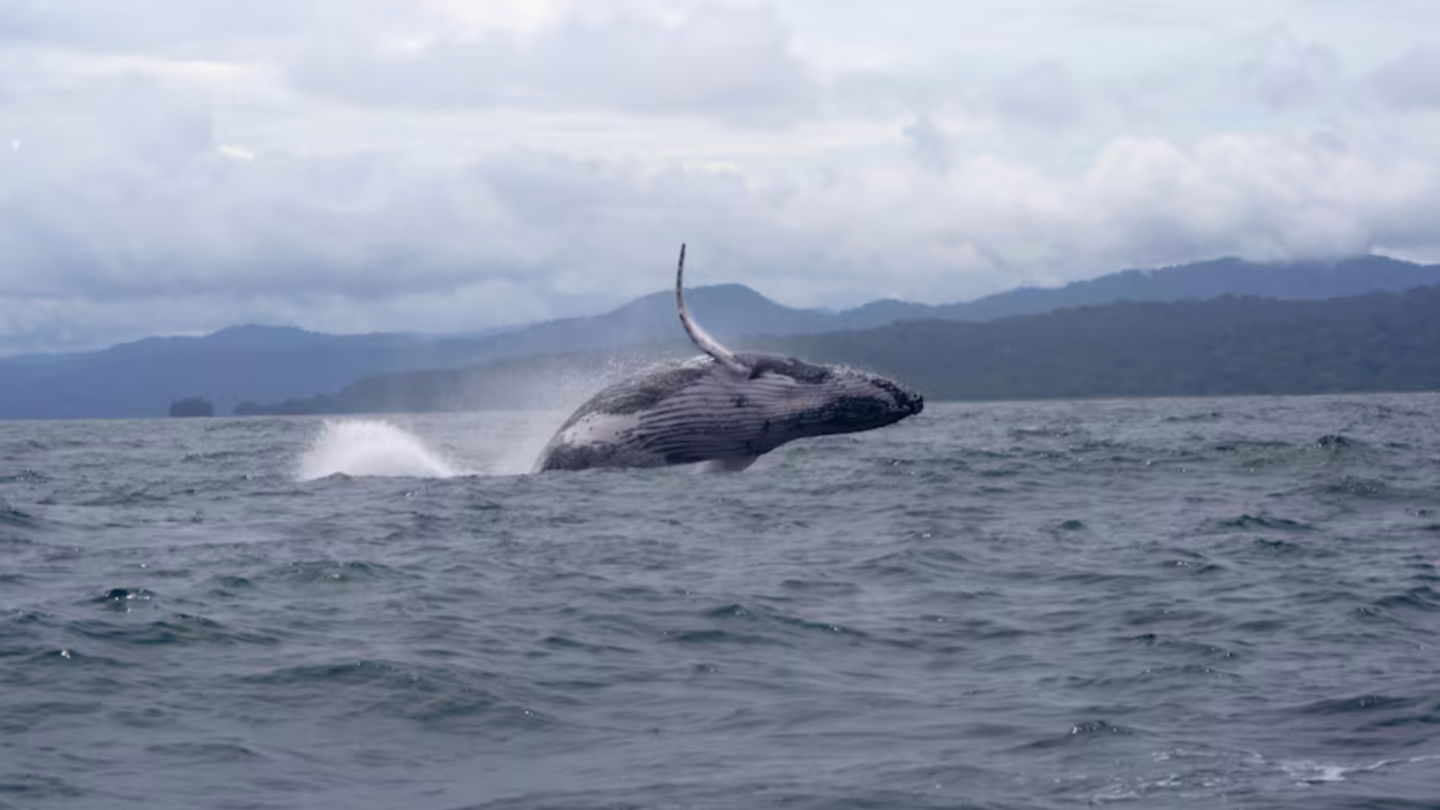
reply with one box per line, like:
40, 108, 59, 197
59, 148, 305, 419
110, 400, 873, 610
3, 395, 1439, 809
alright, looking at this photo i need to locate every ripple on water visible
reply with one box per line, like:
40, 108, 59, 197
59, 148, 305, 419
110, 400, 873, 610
1249, 537, 1311, 556
84, 587, 157, 610
1014, 719, 1141, 752
205, 575, 255, 597
236, 659, 554, 733
0, 499, 39, 541
1, 647, 130, 692
265, 559, 414, 587
1372, 586, 1440, 612
0, 700, 104, 734
1319, 476, 1392, 499
142, 741, 265, 765
1125, 633, 1239, 660
3, 397, 1439, 810
66, 614, 280, 647
0, 773, 86, 803
1295, 694, 1427, 716
1217, 514, 1316, 532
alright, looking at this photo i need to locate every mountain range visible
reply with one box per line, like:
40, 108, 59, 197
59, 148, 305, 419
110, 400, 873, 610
239, 283, 1440, 415
1, 254, 1436, 419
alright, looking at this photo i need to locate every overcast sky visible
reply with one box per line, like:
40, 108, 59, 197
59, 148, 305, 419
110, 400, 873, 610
2, 0, 1439, 354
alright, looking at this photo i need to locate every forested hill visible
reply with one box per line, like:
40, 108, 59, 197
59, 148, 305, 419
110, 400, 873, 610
3, 254, 1435, 419
773, 285, 1440, 400
836, 254, 1440, 328
240, 283, 1440, 414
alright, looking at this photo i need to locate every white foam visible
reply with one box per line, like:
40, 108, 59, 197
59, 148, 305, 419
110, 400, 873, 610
1282, 753, 1440, 785
296, 420, 464, 481
1280, 760, 1350, 784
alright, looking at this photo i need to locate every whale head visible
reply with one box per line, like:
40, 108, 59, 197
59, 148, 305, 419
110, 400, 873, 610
729, 353, 924, 441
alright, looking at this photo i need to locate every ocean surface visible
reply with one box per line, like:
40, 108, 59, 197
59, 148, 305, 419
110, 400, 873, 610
2, 394, 1439, 809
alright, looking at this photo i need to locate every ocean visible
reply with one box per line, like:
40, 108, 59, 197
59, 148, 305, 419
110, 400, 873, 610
2, 394, 1438, 809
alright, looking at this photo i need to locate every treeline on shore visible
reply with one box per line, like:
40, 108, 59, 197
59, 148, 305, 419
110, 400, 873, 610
235, 284, 1440, 415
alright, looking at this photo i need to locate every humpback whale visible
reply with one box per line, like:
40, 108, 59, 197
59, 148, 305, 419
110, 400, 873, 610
533, 245, 924, 472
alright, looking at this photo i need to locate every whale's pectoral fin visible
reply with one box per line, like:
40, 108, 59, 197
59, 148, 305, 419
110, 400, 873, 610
675, 243, 751, 377
699, 454, 759, 473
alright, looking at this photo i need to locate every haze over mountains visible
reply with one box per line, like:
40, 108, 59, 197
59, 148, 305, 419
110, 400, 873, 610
1, 255, 1437, 419
243, 282, 1440, 415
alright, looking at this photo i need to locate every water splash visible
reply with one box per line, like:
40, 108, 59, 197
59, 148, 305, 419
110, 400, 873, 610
296, 420, 463, 481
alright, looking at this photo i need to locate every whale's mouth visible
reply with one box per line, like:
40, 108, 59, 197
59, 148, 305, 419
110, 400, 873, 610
903, 390, 925, 416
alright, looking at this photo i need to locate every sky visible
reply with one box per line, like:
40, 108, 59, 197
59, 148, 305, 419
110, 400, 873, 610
2, 0, 1439, 355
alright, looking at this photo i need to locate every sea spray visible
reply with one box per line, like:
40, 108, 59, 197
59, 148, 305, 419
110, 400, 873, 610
448, 356, 643, 474
485, 411, 570, 475
296, 420, 463, 480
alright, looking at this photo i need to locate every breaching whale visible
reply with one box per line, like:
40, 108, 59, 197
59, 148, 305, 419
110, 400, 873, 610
533, 245, 924, 472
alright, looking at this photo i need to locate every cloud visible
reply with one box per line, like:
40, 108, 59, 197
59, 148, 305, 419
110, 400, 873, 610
4, 81, 1440, 353
902, 114, 952, 175
288, 5, 818, 124
0, 0, 307, 58
987, 60, 1085, 129
1231, 27, 1344, 112
3, 1, 1440, 355
1366, 45, 1440, 110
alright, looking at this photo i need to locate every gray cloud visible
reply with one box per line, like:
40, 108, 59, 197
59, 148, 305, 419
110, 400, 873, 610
0, 0, 308, 58
1228, 27, 1344, 111
12, 109, 1436, 316
3, 1, 1440, 355
5, 102, 1440, 353
1366, 45, 1440, 110
902, 114, 952, 175
289, 6, 818, 124
987, 60, 1085, 129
